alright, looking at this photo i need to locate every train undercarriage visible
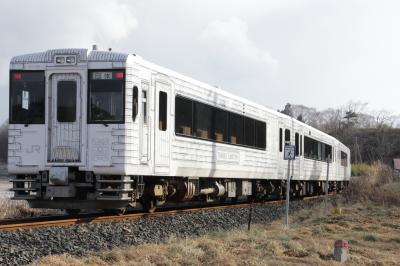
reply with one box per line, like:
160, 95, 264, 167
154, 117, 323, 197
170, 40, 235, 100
11, 168, 348, 214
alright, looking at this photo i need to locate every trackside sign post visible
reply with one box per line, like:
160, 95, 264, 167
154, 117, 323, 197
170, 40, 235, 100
284, 145, 296, 228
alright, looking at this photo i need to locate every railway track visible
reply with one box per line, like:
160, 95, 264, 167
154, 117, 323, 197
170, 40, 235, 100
0, 195, 323, 231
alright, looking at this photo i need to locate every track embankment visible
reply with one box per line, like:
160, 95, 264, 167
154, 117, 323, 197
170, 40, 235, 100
0, 196, 331, 266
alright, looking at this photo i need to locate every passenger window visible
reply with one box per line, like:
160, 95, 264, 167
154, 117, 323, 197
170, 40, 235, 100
325, 144, 332, 162
285, 129, 290, 144
304, 136, 318, 159
229, 113, 244, 144
132, 86, 138, 122
341, 151, 348, 166
295, 133, 299, 156
213, 108, 228, 142
255, 120, 266, 149
300, 135, 303, 156
244, 117, 255, 146
279, 128, 283, 152
175, 96, 193, 136
57, 81, 77, 122
159, 91, 167, 131
142, 90, 147, 124
195, 102, 212, 139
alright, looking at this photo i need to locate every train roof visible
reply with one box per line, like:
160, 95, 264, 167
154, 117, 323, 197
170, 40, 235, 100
10, 48, 349, 151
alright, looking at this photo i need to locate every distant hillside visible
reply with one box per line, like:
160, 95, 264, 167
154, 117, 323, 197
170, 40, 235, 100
280, 102, 400, 164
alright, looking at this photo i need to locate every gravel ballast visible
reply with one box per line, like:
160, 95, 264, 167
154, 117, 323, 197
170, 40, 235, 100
0, 197, 329, 265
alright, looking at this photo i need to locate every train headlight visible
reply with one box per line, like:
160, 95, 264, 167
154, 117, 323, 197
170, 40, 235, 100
66, 56, 76, 64
55, 55, 77, 65
55, 56, 65, 64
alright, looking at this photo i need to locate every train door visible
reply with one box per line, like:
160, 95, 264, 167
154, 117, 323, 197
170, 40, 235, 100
140, 81, 150, 163
294, 131, 303, 179
48, 73, 82, 163
277, 121, 285, 179
154, 81, 170, 173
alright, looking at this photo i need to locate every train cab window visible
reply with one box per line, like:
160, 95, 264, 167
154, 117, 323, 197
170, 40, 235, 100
213, 108, 228, 142
341, 151, 348, 166
229, 113, 244, 144
142, 90, 147, 124
159, 91, 167, 131
255, 120, 266, 149
279, 128, 283, 152
132, 86, 138, 122
89, 70, 124, 123
175, 96, 193, 136
244, 117, 255, 146
57, 81, 76, 122
295, 133, 299, 156
10, 71, 45, 124
285, 129, 290, 144
195, 102, 212, 139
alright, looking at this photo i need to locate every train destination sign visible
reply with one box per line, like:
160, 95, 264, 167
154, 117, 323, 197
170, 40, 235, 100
284, 145, 296, 160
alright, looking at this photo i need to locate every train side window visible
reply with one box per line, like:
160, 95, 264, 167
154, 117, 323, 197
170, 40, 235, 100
244, 117, 255, 146
295, 133, 299, 156
255, 120, 266, 149
325, 145, 332, 161
304, 136, 318, 159
57, 81, 77, 122
319, 142, 324, 160
285, 129, 290, 144
142, 90, 147, 124
279, 128, 282, 152
341, 151, 348, 166
195, 102, 212, 139
159, 91, 167, 131
213, 107, 228, 142
300, 135, 303, 156
132, 86, 138, 122
175, 96, 193, 136
229, 113, 244, 144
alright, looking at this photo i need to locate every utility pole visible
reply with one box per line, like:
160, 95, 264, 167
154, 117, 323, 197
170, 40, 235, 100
324, 154, 331, 212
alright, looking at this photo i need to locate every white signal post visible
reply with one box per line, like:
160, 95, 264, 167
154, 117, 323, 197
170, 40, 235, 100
284, 145, 296, 228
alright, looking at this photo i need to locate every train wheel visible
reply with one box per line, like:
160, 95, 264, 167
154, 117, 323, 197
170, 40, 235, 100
66, 209, 80, 215
142, 196, 157, 213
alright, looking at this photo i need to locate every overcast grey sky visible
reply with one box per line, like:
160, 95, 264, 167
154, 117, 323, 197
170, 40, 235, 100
1, 0, 399, 122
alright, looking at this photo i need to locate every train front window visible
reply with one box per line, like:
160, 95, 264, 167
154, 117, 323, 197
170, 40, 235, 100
88, 70, 125, 123
10, 71, 45, 124
57, 81, 77, 122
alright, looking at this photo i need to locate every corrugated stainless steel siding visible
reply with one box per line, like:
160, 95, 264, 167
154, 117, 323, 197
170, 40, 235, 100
88, 51, 129, 62
11, 49, 88, 63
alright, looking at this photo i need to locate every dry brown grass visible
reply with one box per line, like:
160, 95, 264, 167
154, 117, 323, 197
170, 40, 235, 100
0, 198, 59, 219
34, 198, 400, 266
345, 162, 400, 205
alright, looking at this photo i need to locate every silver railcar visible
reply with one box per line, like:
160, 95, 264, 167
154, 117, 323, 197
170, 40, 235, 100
8, 47, 350, 212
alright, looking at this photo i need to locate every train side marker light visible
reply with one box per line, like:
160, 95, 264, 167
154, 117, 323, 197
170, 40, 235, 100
14, 73, 22, 80
116, 72, 124, 79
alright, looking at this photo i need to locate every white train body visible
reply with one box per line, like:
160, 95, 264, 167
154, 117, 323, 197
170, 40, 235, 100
8, 48, 350, 211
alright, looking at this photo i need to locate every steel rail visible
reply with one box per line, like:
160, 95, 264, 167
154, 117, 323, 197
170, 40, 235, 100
0, 195, 323, 231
